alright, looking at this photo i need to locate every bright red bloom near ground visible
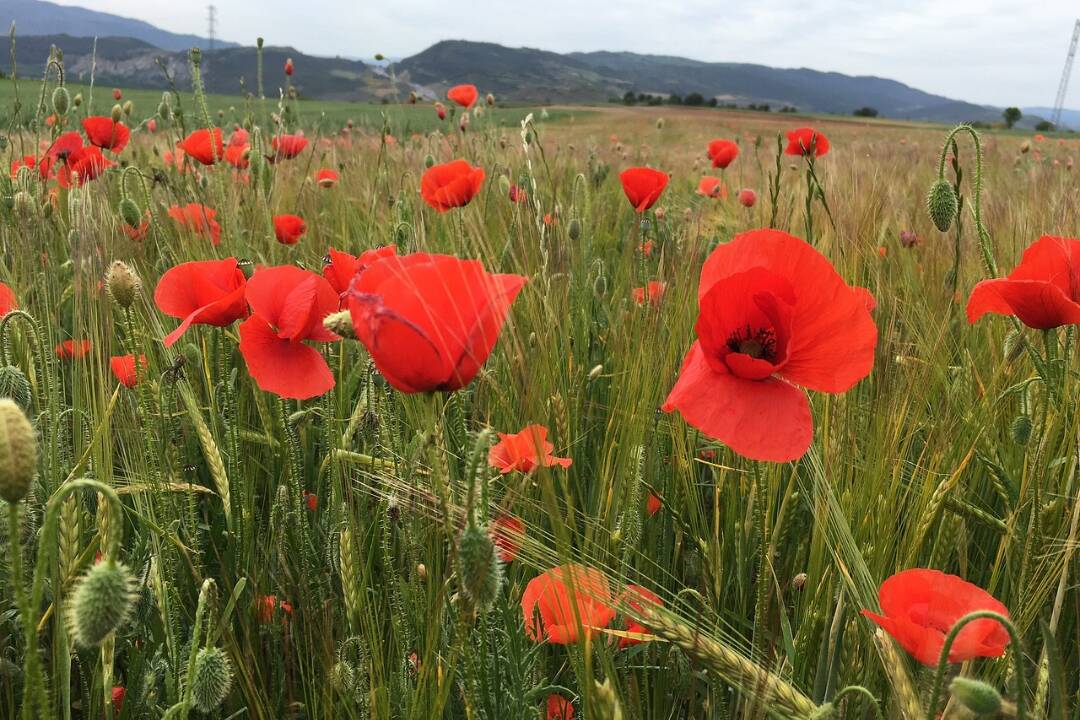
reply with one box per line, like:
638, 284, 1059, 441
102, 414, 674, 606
322, 246, 398, 302
271, 134, 308, 161
620, 167, 669, 212
273, 214, 307, 245
646, 493, 661, 517
662, 229, 876, 462
238, 265, 339, 399
618, 584, 663, 648
521, 564, 616, 644
168, 203, 222, 246
696, 176, 727, 199
111, 686, 126, 715
966, 235, 1080, 329
447, 84, 479, 108
785, 127, 830, 157
861, 568, 1010, 666
738, 188, 757, 207
632, 280, 666, 306
110, 354, 146, 388
420, 160, 485, 212
57, 146, 113, 188
112, 88, 122, 101
0, 282, 16, 316
180, 128, 225, 165
82, 117, 130, 153
489, 424, 571, 474
315, 168, 339, 188
490, 515, 525, 562
707, 139, 739, 169
348, 253, 525, 393
546, 694, 574, 720
154, 258, 248, 347
56, 339, 92, 360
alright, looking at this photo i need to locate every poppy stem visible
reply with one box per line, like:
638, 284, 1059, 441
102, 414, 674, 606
936, 125, 997, 278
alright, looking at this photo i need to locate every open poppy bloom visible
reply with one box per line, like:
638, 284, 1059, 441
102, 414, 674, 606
546, 694, 574, 720
447, 83, 479, 108
0, 282, 16, 316
347, 253, 525, 393
224, 143, 250, 169
56, 339, 92, 360
180, 128, 225, 165
617, 584, 663, 648
489, 424, 571, 474
82, 117, 130, 153
620, 167, 669, 212
632, 281, 666, 306
271, 133, 308, 161
110, 354, 146, 388
707, 139, 739, 169
522, 564, 616, 644
315, 168, 339, 188
322, 246, 398, 302
47, 131, 85, 164
154, 258, 248, 347
238, 265, 339, 399
697, 176, 727, 199
420, 160, 485, 212
490, 515, 525, 562
662, 229, 876, 462
168, 203, 222, 246
785, 127, 830, 157
861, 568, 1010, 666
738, 188, 757, 207
57, 146, 113, 188
273, 214, 307, 245
967, 235, 1080, 329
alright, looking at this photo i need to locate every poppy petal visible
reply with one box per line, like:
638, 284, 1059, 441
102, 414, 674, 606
238, 315, 334, 400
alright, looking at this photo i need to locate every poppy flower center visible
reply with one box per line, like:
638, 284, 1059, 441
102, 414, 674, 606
727, 325, 777, 362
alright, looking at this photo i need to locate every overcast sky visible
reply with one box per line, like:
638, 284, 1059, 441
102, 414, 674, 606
50, 0, 1080, 109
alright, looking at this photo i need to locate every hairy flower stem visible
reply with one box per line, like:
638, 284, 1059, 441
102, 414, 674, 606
8, 502, 49, 718
767, 132, 783, 229
935, 125, 996, 277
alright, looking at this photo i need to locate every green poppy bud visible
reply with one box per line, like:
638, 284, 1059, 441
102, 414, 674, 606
0, 399, 36, 503
927, 179, 958, 232
949, 677, 1002, 716
458, 525, 501, 610
68, 560, 138, 647
52, 86, 70, 116
191, 646, 233, 713
0, 366, 32, 411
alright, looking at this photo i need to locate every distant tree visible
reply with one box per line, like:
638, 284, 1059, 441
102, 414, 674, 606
685, 92, 705, 107
1002, 107, 1022, 128
853, 107, 879, 118
668, 94, 683, 105
1035, 120, 1055, 131
707, 97, 718, 107
623, 90, 637, 106
779, 106, 798, 113
637, 92, 648, 103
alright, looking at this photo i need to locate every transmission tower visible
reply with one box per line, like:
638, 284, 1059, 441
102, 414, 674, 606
207, 4, 217, 53
1051, 19, 1080, 128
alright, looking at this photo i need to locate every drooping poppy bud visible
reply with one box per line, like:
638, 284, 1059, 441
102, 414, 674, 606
458, 525, 502, 609
948, 677, 1002, 716
52, 86, 70, 116
67, 560, 138, 647
927, 179, 958, 232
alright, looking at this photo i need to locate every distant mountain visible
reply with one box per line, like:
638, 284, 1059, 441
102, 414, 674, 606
1022, 106, 1080, 131
0, 0, 236, 52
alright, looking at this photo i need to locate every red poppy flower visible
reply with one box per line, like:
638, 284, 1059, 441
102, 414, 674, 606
273, 214, 307, 245
271, 133, 308, 161
112, 88, 122, 101
618, 584, 663, 648
490, 515, 525, 562
447, 83, 479, 108
738, 188, 757, 207
632, 281, 666, 306
237, 265, 339, 399
707, 139, 739, 169
111, 686, 126, 715
489, 424, 571, 474
46, 131, 84, 163
662, 229, 876, 462
435, 102, 447, 120
322, 245, 398, 301
110, 354, 146, 388
10, 155, 38, 179
521, 564, 616, 644
619, 167, 669, 213
146, 118, 157, 133
303, 490, 317, 512
0, 282, 16, 316
168, 203, 222, 246
180, 128, 225, 165
420, 160, 485, 212
224, 143, 250, 169
861, 568, 1010, 666
967, 235, 1080, 329
697, 176, 727, 199
56, 339, 92, 360
284, 57, 294, 76
315, 168, 339, 188
256, 594, 293, 624
508, 184, 527, 203
347, 253, 525, 393
785, 127, 830, 157
57, 146, 113, 188
82, 116, 130, 153
646, 493, 661, 517
547, 694, 575, 720
123, 213, 151, 242
154, 258, 248, 347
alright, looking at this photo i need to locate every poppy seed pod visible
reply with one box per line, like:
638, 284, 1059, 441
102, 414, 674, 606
122, 100, 133, 117
458, 525, 502, 610
111, 104, 123, 123
0, 366, 32, 411
322, 310, 355, 339
68, 560, 138, 647
423, 154, 435, 168
568, 218, 582, 241
73, 92, 82, 107
191, 646, 233, 713
948, 677, 1002, 716
486, 93, 495, 106
52, 86, 70, 116
0, 399, 36, 503
927, 179, 958, 232
105, 261, 141, 309
118, 198, 142, 229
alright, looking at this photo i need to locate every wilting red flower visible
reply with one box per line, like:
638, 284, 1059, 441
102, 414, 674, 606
123, 212, 151, 241
112, 88, 122, 101
646, 493, 661, 517
256, 594, 293, 624
489, 424, 571, 474
168, 203, 222, 246
271, 133, 308, 161
0, 282, 16, 316
111, 686, 126, 714
180, 128, 225, 165
738, 188, 757, 208
490, 515, 525, 562
508, 183, 527, 203
56, 339, 92, 360
522, 564, 616, 644
154, 258, 248, 347
632, 280, 666, 306
57, 146, 113, 188
82, 116, 130, 153
447, 83, 479, 108
967, 235, 1080, 329
697, 176, 727, 199
785, 127, 830, 157
662, 229, 876, 462
420, 160, 485, 212
547, 694, 575, 720
620, 167, 669, 212
273, 214, 307, 245
346, 252, 526, 393
707, 139, 739, 169
110, 354, 146, 388
435, 102, 447, 120
861, 568, 1010, 666
322, 245, 398, 301
284, 57, 294, 76
238, 265, 339, 399
618, 584, 663, 648
315, 168, 339, 188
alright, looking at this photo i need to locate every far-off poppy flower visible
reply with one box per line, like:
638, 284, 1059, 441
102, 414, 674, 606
57, 146, 113, 188
315, 168, 339, 188
646, 493, 661, 517
111, 686, 126, 715
284, 57, 294, 76
697, 176, 727, 199
346, 252, 526, 393
421, 160, 485, 212
256, 594, 293, 624
82, 117, 130, 153
508, 183, 527, 203
967, 235, 1080, 329
112, 88, 122, 101
663, 229, 877, 462
547, 694, 574, 720
489, 424, 572, 474
180, 128, 225, 165
56, 339, 92, 360
322, 245, 398, 302
620, 167, 669, 213
435, 102, 447, 120
632, 280, 666, 306
785, 127, 830, 157
273, 214, 307, 245
168, 203, 222, 246
447, 83, 479, 108
110, 354, 146, 388
271, 133, 308, 161
522, 564, 616, 644
861, 568, 1010, 666
707, 139, 739, 169
490, 515, 525, 562
0, 282, 17, 316
238, 265, 339, 399
617, 584, 663, 648
737, 188, 757, 208
154, 258, 248, 347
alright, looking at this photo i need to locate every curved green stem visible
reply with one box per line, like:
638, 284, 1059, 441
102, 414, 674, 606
936, 125, 996, 277
831, 685, 883, 720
